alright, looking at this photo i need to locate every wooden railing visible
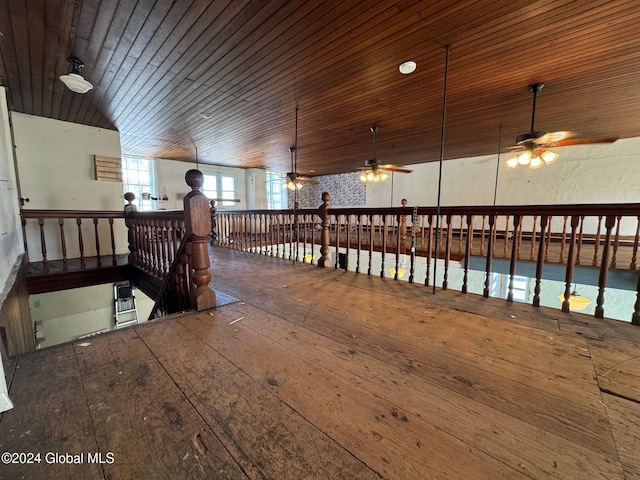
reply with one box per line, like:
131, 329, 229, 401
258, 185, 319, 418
21, 170, 216, 319
214, 195, 640, 325
20, 209, 127, 271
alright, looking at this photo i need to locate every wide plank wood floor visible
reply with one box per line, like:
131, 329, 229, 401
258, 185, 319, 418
1, 247, 640, 479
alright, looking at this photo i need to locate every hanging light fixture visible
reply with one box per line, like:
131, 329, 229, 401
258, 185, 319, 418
507, 144, 558, 169
557, 284, 592, 311
59, 56, 93, 93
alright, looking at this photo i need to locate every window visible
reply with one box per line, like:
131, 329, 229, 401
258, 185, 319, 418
121, 156, 156, 211
203, 173, 237, 207
266, 172, 287, 209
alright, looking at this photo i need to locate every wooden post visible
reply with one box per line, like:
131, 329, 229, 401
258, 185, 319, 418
595, 215, 616, 319
184, 170, 216, 311
561, 216, 580, 312
318, 192, 331, 268
124, 192, 137, 265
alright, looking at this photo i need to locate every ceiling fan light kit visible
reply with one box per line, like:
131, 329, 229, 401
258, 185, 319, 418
59, 56, 93, 93
359, 126, 412, 183
506, 82, 616, 170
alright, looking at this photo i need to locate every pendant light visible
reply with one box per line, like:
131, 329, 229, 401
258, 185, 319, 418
59, 56, 93, 94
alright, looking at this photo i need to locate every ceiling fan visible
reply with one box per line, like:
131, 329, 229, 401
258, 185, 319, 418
506, 83, 618, 169
283, 108, 317, 190
284, 146, 317, 190
359, 126, 412, 182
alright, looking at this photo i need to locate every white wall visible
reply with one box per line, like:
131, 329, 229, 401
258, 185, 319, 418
12, 113, 126, 262
155, 158, 247, 210
0, 88, 23, 292
31, 283, 154, 349
366, 138, 640, 207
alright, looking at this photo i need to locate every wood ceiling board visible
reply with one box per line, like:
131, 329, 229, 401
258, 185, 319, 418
3, 0, 640, 176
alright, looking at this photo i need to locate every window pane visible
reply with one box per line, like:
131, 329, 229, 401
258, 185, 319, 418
121, 156, 156, 211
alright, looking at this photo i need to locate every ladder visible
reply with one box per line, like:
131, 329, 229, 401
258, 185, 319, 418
114, 281, 139, 329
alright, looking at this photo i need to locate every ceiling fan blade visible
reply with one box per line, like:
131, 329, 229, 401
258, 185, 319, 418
297, 177, 318, 184
379, 164, 412, 173
532, 131, 571, 145
549, 137, 619, 147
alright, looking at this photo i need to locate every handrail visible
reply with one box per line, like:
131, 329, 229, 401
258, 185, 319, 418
20, 209, 128, 270
214, 198, 640, 325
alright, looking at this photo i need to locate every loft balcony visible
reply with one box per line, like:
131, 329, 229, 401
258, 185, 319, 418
2, 244, 640, 478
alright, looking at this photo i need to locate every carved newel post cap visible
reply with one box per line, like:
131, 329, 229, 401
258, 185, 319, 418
401, 198, 407, 207
322, 191, 330, 202
124, 192, 136, 203
185, 169, 204, 191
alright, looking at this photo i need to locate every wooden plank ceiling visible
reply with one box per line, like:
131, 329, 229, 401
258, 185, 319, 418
1, 0, 640, 176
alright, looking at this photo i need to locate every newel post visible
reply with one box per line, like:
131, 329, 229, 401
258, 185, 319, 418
184, 170, 216, 310
318, 192, 331, 268
124, 192, 137, 265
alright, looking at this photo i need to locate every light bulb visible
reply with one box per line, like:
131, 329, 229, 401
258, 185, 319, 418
518, 151, 532, 165
530, 156, 543, 168
360, 173, 367, 182
380, 172, 388, 181
366, 171, 375, 181
541, 150, 559, 164
506, 156, 518, 168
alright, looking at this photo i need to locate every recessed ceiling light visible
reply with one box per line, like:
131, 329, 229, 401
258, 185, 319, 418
199, 112, 212, 119
309, 169, 315, 173
399, 61, 417, 74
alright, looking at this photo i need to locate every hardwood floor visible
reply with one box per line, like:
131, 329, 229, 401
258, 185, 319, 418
1, 247, 640, 479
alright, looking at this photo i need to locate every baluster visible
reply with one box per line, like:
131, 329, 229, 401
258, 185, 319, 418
561, 216, 580, 312
409, 208, 418, 284
592, 216, 603, 266
109, 217, 117, 265
480, 214, 486, 256
632, 217, 640, 270
318, 193, 331, 268
58, 218, 68, 269
278, 214, 283, 258
575, 216, 585, 266
93, 217, 102, 267
516, 218, 523, 260
380, 215, 387, 278
425, 215, 433, 287
394, 213, 401, 280
462, 214, 472, 293
468, 215, 474, 257
492, 215, 498, 258
529, 215, 537, 261
438, 214, 445, 260
595, 216, 616, 319
166, 221, 175, 266
345, 214, 351, 271
610, 215, 622, 269
153, 220, 161, 277
503, 215, 510, 257
559, 216, 568, 264
443, 215, 452, 290
633, 270, 640, 325
368, 214, 374, 276
77, 218, 85, 268
37, 217, 48, 271
356, 214, 361, 274
506, 215, 521, 302
160, 221, 168, 278
483, 214, 495, 298
544, 217, 552, 263
334, 214, 341, 269
533, 215, 549, 307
